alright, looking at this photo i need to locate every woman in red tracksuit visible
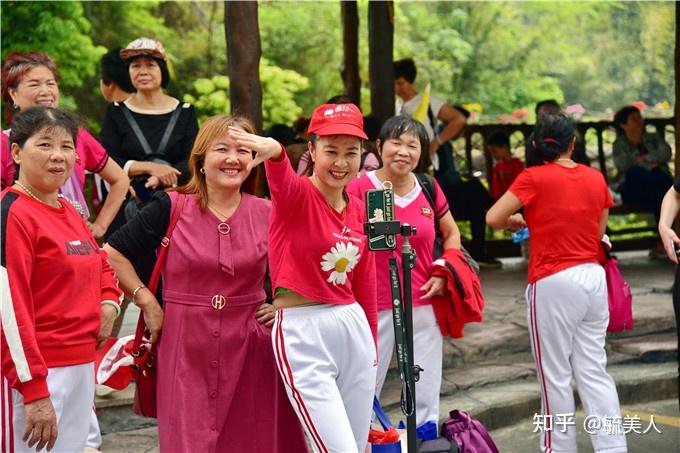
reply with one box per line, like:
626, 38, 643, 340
487, 112, 627, 453
1, 106, 122, 453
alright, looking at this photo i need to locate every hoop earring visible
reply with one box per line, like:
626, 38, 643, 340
200, 168, 205, 174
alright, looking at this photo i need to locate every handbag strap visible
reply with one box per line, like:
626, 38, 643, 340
416, 172, 480, 274
132, 192, 187, 351
372, 396, 394, 430
158, 104, 183, 155
601, 241, 613, 261
120, 102, 183, 156
120, 104, 153, 156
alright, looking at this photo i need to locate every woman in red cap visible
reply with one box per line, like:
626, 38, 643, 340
230, 103, 378, 452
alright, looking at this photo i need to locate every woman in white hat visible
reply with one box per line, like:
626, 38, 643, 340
100, 37, 199, 234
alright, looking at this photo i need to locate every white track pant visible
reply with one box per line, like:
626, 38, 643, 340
273, 303, 377, 453
527, 263, 627, 453
86, 408, 101, 449
2, 362, 95, 453
374, 305, 443, 428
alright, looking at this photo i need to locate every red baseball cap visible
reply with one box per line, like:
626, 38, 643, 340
308, 103, 368, 140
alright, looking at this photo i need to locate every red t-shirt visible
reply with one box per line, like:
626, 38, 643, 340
509, 164, 613, 283
265, 149, 378, 343
491, 158, 523, 200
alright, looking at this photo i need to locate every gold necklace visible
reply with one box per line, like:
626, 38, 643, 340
15, 181, 61, 208
208, 195, 240, 235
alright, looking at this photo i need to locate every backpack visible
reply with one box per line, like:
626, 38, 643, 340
441, 410, 499, 453
415, 173, 479, 274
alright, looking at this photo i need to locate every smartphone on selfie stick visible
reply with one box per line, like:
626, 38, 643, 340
365, 184, 421, 453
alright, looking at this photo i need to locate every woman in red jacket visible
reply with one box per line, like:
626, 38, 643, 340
1, 106, 122, 452
487, 113, 627, 453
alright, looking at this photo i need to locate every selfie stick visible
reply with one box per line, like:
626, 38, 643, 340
365, 219, 421, 453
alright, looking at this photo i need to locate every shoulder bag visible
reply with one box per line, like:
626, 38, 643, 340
131, 192, 186, 418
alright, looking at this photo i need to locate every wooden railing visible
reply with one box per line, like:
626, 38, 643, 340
460, 117, 675, 181
453, 117, 676, 256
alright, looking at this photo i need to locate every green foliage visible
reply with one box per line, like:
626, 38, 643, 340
259, 1, 344, 113
184, 60, 308, 128
183, 76, 231, 123
1, 1, 674, 127
1, 1, 105, 89
394, 1, 674, 115
261, 59, 310, 128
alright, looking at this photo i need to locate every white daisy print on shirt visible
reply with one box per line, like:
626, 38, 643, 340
320, 241, 361, 286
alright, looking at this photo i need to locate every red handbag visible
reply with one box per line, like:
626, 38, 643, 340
131, 192, 186, 418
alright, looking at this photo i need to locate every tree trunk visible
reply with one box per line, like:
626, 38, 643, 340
225, 1, 262, 132
341, 1, 360, 105
368, 0, 394, 122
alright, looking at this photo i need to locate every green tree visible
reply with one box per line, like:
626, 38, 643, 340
258, 1, 344, 114
184, 59, 308, 129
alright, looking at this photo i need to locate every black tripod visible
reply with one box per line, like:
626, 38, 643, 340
365, 219, 422, 453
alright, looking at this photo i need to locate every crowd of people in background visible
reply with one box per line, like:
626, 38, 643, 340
0, 37, 675, 453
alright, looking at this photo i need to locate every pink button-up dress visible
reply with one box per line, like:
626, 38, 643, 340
157, 192, 306, 452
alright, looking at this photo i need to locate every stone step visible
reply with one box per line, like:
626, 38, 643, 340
96, 329, 677, 434
382, 362, 678, 433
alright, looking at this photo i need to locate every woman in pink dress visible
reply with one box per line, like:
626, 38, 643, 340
104, 115, 306, 452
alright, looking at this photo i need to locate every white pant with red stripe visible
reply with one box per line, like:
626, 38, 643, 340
2, 362, 95, 453
374, 305, 442, 428
272, 303, 377, 453
527, 263, 627, 453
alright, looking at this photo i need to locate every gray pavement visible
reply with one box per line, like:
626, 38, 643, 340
99, 251, 679, 451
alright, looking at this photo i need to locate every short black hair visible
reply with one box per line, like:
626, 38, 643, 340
377, 115, 429, 157
326, 94, 359, 107
393, 58, 417, 83
535, 99, 560, 117
613, 106, 641, 136
265, 124, 296, 146
486, 130, 510, 148
101, 47, 135, 93
533, 112, 575, 163
127, 56, 170, 89
363, 115, 382, 142
9, 106, 78, 149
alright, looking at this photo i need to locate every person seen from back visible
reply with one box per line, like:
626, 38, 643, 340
487, 112, 627, 453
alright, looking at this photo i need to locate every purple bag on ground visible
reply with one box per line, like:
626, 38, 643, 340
602, 247, 633, 332
441, 410, 499, 453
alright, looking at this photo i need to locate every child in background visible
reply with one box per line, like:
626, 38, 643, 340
488, 131, 524, 201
